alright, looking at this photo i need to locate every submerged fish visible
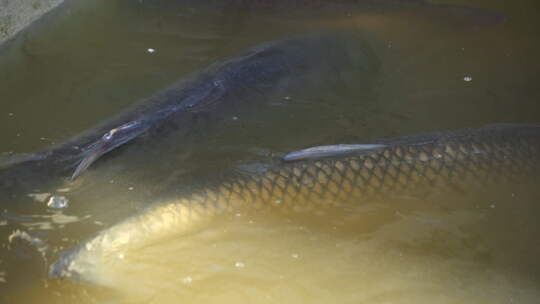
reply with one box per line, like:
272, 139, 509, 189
0, 0, 505, 193
50, 124, 540, 284
0, 31, 377, 191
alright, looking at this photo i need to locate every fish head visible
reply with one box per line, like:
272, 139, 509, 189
49, 247, 94, 283
49, 239, 119, 286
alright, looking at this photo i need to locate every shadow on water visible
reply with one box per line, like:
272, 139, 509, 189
0, 0, 539, 303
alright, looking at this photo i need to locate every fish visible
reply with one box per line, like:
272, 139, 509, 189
0, 0, 506, 193
49, 124, 540, 284
0, 31, 378, 192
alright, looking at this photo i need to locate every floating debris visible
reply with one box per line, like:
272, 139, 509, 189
147, 48, 156, 53
47, 196, 69, 209
8, 230, 48, 253
28, 192, 51, 203
235, 262, 245, 268
51, 213, 83, 225
463, 76, 473, 82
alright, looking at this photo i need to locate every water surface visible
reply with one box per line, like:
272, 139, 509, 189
0, 0, 539, 303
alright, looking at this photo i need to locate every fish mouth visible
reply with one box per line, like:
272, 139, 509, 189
49, 247, 86, 281
49, 247, 105, 285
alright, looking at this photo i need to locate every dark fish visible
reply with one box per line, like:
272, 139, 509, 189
0, 31, 378, 190
1, 0, 505, 191
50, 124, 540, 283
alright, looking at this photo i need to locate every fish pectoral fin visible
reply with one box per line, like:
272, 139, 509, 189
283, 144, 387, 161
71, 120, 151, 180
71, 148, 104, 180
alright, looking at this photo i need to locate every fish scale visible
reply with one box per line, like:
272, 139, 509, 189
190, 125, 540, 211
49, 125, 540, 282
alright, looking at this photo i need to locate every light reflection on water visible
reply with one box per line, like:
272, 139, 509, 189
0, 0, 539, 303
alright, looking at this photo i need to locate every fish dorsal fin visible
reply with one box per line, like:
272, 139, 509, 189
283, 144, 386, 161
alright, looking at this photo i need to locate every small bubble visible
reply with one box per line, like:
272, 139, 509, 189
235, 262, 245, 268
8, 113, 14, 117
490, 204, 495, 209
47, 196, 69, 209
274, 199, 283, 204
182, 276, 193, 284
291, 253, 299, 259
128, 187, 134, 191
235, 213, 241, 217
118, 253, 125, 260
147, 48, 156, 53
232, 116, 238, 121
463, 76, 472, 82
284, 96, 291, 100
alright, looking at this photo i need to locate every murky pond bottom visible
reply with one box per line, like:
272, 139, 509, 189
1, 0, 539, 303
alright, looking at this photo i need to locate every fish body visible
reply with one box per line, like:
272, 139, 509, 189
0, 0, 506, 190
50, 124, 540, 283
0, 31, 377, 190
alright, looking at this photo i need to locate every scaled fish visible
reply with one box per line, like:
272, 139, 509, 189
50, 124, 540, 284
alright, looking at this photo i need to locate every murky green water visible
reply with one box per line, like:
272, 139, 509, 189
1, 0, 539, 303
